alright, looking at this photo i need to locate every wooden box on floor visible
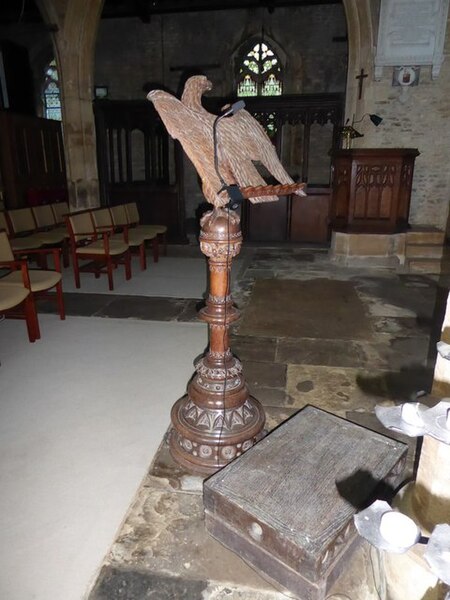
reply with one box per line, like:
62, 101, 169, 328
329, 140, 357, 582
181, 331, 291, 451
203, 406, 407, 600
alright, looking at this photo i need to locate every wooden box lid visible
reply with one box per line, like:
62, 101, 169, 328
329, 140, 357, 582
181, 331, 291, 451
204, 406, 407, 591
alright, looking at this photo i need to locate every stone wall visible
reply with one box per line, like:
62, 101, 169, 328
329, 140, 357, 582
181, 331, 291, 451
5, 2, 450, 230
353, 11, 450, 232
95, 5, 347, 218
95, 6, 347, 99
0, 23, 53, 116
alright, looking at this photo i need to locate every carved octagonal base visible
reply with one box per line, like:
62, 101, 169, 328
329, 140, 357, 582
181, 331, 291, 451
169, 208, 266, 474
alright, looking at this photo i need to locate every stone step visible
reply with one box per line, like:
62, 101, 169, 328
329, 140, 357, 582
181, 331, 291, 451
406, 257, 450, 274
405, 244, 444, 259
406, 228, 445, 246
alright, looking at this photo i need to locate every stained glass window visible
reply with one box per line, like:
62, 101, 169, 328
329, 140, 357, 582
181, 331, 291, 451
237, 41, 282, 98
43, 60, 62, 121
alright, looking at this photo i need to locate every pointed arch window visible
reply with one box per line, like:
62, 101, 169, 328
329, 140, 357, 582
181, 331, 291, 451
43, 59, 62, 121
237, 41, 282, 98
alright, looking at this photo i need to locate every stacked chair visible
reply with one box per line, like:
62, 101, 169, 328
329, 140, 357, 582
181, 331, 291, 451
0, 211, 44, 252
91, 207, 158, 271
32, 204, 70, 266
5, 207, 67, 267
125, 202, 168, 256
108, 205, 159, 267
0, 230, 65, 342
65, 210, 131, 291
51, 201, 70, 227
1, 200, 167, 297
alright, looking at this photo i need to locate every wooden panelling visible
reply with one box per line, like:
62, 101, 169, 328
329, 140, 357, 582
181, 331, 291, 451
235, 95, 341, 242
0, 111, 67, 209
95, 95, 344, 243
290, 187, 331, 243
243, 196, 288, 242
94, 100, 187, 243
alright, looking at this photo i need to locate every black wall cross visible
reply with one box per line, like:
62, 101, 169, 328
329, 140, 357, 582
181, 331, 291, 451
355, 68, 368, 100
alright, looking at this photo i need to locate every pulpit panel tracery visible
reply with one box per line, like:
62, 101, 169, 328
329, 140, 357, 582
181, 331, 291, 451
354, 164, 397, 221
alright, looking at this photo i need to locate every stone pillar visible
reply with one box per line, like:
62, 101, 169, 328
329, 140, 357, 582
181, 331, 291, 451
38, 0, 103, 210
169, 208, 266, 474
411, 436, 450, 533
383, 292, 450, 600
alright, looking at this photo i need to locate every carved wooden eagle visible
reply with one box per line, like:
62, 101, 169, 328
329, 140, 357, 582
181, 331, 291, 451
147, 75, 305, 207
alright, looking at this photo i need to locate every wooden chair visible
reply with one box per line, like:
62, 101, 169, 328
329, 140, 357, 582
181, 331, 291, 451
124, 202, 168, 256
91, 207, 152, 271
0, 229, 65, 322
7, 207, 67, 268
32, 204, 70, 267
0, 211, 43, 252
110, 204, 159, 265
0, 231, 41, 342
66, 211, 131, 291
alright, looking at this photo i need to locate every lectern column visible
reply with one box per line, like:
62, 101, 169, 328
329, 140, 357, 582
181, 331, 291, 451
169, 208, 266, 474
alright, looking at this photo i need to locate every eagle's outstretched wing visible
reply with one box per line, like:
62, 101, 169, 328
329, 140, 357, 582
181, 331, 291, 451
148, 78, 306, 207
148, 89, 229, 206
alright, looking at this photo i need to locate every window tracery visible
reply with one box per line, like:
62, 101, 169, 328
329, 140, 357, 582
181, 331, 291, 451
43, 59, 62, 121
237, 41, 282, 98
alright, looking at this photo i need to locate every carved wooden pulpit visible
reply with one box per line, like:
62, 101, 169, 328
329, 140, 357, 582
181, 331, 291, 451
330, 148, 419, 234
148, 76, 305, 474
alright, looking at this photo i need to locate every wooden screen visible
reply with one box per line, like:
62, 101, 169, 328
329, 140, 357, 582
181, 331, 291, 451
94, 100, 187, 243
94, 94, 343, 244
205, 93, 343, 243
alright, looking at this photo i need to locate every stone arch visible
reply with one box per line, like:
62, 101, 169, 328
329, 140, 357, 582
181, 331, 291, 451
341, 0, 376, 128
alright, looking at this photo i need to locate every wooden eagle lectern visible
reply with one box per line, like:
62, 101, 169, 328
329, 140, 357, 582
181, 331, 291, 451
148, 76, 305, 474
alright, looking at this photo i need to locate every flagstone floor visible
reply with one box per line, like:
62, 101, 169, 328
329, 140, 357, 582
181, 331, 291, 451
40, 244, 450, 599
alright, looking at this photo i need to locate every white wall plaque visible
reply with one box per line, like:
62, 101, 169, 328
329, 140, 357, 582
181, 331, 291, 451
375, 0, 450, 80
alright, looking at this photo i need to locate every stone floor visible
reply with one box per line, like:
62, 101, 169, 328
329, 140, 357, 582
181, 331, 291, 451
41, 245, 450, 599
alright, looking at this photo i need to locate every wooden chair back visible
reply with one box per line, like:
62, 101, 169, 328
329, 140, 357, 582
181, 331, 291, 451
7, 208, 36, 234
0, 230, 14, 261
125, 202, 140, 225
91, 208, 113, 230
67, 211, 96, 244
52, 201, 70, 224
32, 205, 57, 229
110, 204, 129, 228
0, 213, 11, 235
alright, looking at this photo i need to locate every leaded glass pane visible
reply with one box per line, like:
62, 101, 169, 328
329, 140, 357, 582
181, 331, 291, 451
262, 73, 282, 96
46, 108, 62, 121
237, 75, 258, 97
237, 40, 282, 98
45, 94, 60, 108
243, 59, 259, 74
266, 113, 278, 138
43, 59, 62, 121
